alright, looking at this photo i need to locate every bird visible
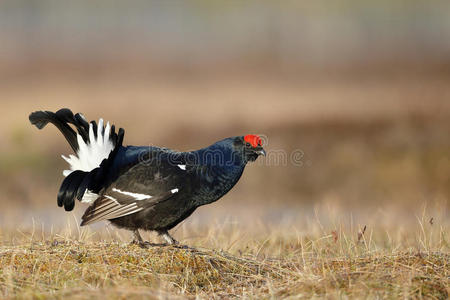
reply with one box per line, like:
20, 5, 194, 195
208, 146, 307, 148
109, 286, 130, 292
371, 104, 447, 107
29, 108, 266, 246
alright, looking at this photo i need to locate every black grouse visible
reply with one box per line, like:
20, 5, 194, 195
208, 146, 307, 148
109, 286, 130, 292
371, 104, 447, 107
29, 109, 265, 245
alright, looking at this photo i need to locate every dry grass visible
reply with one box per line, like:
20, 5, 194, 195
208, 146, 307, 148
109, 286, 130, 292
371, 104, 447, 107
1, 208, 448, 299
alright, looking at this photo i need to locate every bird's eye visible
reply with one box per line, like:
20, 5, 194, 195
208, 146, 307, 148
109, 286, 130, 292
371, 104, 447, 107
246, 142, 251, 147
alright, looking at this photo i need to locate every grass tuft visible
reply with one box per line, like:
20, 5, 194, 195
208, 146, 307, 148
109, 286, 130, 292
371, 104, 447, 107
1, 224, 448, 299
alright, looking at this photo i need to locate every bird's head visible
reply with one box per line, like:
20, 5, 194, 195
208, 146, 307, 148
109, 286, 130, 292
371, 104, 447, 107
233, 134, 266, 163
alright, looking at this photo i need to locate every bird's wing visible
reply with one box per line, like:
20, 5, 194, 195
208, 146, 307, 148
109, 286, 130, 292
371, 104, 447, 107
80, 151, 193, 226
80, 187, 178, 226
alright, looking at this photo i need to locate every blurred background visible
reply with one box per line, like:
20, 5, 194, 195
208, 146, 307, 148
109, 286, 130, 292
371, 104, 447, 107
0, 1, 449, 233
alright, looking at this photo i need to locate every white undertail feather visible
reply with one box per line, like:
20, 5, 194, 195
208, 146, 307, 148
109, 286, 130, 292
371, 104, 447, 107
62, 117, 114, 204
62, 118, 114, 176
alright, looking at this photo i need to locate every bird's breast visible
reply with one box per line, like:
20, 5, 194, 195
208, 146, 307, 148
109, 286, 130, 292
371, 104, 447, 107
190, 165, 245, 207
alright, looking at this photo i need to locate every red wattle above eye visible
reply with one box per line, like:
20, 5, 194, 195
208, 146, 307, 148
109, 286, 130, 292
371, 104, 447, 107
244, 135, 262, 147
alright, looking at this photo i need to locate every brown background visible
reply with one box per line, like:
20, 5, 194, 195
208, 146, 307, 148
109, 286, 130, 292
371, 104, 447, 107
1, 0, 449, 231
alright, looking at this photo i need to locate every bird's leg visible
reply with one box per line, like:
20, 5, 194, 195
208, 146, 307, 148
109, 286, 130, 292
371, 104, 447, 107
131, 230, 166, 248
159, 230, 179, 245
131, 229, 154, 248
131, 229, 144, 244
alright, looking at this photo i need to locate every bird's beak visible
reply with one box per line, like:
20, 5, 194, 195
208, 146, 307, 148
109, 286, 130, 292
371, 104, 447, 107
256, 149, 266, 156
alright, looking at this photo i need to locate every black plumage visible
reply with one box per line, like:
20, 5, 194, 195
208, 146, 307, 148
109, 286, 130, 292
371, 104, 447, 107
29, 108, 265, 245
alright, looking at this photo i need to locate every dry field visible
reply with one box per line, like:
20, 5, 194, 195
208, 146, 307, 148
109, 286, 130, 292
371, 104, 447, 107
0, 206, 449, 299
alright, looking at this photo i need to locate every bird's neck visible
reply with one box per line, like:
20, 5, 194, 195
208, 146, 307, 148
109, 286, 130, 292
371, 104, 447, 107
189, 145, 246, 168
183, 145, 246, 186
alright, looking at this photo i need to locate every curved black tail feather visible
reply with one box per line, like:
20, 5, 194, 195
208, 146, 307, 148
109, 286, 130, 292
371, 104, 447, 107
29, 108, 123, 154
29, 108, 125, 211
29, 109, 81, 152
58, 170, 88, 211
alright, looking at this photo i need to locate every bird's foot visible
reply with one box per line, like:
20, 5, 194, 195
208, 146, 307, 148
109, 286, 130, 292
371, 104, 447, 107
173, 244, 190, 250
131, 229, 186, 248
131, 239, 169, 248
130, 239, 147, 248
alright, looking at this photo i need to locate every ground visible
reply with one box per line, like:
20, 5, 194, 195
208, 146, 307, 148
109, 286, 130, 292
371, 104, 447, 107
1, 212, 448, 299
